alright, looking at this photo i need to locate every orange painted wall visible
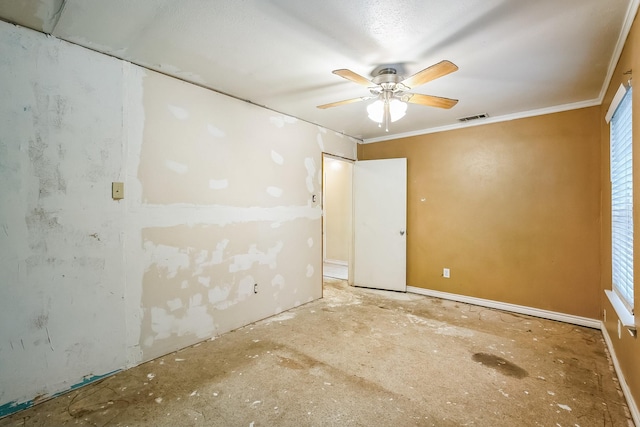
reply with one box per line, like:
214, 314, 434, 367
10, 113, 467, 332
358, 107, 601, 319
600, 12, 640, 413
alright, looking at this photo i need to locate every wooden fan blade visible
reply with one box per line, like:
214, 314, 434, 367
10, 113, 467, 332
400, 60, 458, 89
406, 93, 458, 109
333, 69, 374, 86
317, 96, 370, 109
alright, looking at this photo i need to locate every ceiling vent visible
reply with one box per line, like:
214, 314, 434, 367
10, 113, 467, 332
458, 113, 489, 122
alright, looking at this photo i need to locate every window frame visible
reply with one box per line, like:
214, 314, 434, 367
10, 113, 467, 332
606, 83, 635, 331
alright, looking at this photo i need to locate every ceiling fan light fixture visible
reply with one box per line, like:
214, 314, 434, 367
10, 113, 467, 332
367, 100, 384, 123
367, 99, 407, 123
319, 60, 458, 131
390, 99, 407, 122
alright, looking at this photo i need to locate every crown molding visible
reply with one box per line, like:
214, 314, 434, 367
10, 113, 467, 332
363, 98, 600, 144
597, 0, 639, 103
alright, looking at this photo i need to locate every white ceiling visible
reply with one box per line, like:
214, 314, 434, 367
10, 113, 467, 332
1, 0, 637, 142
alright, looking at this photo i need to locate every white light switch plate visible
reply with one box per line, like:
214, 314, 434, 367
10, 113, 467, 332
112, 182, 124, 200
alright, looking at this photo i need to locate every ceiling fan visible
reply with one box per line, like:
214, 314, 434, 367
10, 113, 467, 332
317, 60, 459, 131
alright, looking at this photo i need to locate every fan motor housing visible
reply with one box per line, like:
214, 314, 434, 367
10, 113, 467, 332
372, 68, 403, 85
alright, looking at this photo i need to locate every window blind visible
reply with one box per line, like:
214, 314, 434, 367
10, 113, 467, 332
610, 87, 634, 311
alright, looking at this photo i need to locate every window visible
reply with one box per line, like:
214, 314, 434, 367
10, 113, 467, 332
610, 85, 633, 312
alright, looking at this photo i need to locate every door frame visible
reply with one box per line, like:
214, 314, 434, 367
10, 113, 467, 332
321, 153, 355, 295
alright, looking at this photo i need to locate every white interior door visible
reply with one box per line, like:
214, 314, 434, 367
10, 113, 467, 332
354, 158, 407, 291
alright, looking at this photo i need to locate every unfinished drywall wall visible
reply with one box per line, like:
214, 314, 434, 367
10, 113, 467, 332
0, 21, 358, 415
359, 107, 601, 320
324, 158, 353, 263
0, 22, 127, 413
600, 10, 640, 416
128, 69, 357, 362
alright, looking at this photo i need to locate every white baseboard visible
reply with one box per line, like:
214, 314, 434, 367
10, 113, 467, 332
324, 259, 348, 267
406, 286, 601, 329
601, 324, 640, 426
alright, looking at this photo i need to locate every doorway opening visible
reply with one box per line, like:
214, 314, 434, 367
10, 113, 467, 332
322, 154, 354, 283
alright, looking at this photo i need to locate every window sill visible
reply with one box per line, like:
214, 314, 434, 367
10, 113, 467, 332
605, 289, 637, 337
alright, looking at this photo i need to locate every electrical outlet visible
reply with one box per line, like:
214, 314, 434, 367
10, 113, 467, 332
443, 268, 450, 278
254, 283, 258, 294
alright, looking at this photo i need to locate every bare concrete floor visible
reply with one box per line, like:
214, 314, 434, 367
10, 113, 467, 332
0, 278, 632, 426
